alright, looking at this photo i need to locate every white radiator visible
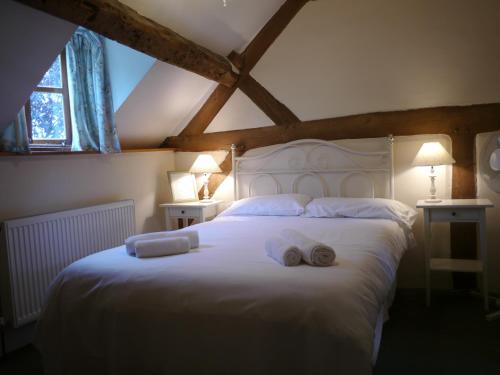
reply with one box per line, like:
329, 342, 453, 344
0, 200, 135, 327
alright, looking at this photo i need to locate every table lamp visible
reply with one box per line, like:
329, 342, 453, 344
190, 154, 222, 201
413, 142, 455, 203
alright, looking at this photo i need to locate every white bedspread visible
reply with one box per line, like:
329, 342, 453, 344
35, 216, 410, 375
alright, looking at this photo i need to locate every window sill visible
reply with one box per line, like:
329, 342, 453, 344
29, 145, 73, 153
0, 148, 176, 157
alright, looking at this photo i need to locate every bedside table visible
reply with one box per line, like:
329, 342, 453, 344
159, 201, 221, 230
417, 199, 494, 310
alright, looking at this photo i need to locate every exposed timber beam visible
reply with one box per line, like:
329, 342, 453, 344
178, 0, 309, 136
238, 75, 300, 125
180, 84, 238, 137
232, 0, 311, 74
164, 103, 500, 155
14, 0, 238, 86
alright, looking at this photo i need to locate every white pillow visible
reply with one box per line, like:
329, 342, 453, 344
303, 197, 417, 229
219, 194, 312, 217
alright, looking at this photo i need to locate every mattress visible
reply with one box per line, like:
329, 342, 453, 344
35, 215, 411, 375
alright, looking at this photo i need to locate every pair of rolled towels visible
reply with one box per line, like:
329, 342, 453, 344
126, 230, 199, 258
265, 229, 336, 267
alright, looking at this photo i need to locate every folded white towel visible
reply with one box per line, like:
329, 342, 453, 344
135, 237, 191, 258
265, 237, 302, 266
281, 228, 336, 267
125, 230, 199, 256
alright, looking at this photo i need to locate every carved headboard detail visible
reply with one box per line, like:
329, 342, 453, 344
232, 137, 394, 200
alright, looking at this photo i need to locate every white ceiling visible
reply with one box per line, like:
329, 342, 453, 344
120, 0, 286, 56
116, 0, 288, 147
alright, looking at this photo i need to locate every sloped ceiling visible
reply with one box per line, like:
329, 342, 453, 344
0, 0, 286, 145
104, 39, 156, 112
118, 0, 500, 148
116, 0, 286, 148
0, 0, 76, 131
116, 61, 215, 148
6, 0, 499, 147
119, 0, 286, 56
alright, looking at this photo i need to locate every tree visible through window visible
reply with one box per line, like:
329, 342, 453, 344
25, 50, 72, 148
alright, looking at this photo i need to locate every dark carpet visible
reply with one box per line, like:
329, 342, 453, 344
1, 289, 499, 374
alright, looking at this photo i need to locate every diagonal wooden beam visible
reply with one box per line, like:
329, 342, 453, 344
238, 74, 300, 125
180, 84, 238, 137
232, 0, 311, 74
177, 0, 309, 136
14, 0, 237, 86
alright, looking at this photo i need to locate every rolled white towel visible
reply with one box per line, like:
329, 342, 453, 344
281, 228, 336, 267
135, 237, 191, 258
265, 237, 302, 267
125, 230, 199, 256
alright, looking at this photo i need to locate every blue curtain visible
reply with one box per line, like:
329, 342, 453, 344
66, 27, 120, 153
0, 108, 30, 153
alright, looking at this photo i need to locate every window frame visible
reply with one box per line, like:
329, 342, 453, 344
25, 48, 72, 149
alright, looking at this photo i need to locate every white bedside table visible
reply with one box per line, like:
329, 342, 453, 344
417, 199, 494, 311
159, 201, 221, 230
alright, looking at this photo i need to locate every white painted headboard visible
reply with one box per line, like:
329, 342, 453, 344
231, 137, 394, 200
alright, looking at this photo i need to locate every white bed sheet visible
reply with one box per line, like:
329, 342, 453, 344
35, 216, 410, 375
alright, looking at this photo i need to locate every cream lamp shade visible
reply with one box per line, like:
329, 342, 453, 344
413, 142, 455, 203
189, 154, 221, 201
413, 142, 455, 167
189, 154, 222, 174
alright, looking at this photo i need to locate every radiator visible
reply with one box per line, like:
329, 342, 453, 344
0, 200, 135, 327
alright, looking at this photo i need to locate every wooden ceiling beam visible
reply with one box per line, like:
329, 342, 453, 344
180, 84, 238, 137
14, 0, 238, 86
238, 74, 300, 125
235, 0, 311, 74
163, 103, 500, 153
177, 0, 309, 136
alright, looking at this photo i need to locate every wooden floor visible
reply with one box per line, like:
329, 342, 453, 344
1, 289, 499, 374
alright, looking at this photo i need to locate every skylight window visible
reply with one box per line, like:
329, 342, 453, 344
25, 50, 72, 149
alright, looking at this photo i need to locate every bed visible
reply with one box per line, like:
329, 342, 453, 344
35, 138, 415, 375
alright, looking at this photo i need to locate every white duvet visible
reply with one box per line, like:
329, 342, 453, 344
35, 216, 410, 375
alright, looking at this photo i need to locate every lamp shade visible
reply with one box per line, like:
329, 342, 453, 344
189, 154, 222, 173
413, 142, 455, 167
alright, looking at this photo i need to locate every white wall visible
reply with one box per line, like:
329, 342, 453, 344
250, 0, 500, 123
205, 89, 272, 133
0, 151, 175, 234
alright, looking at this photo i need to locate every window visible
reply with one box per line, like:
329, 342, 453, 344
25, 49, 72, 149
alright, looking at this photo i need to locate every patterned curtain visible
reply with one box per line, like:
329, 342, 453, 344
66, 27, 120, 153
0, 108, 30, 153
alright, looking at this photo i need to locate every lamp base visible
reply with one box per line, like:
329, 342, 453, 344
425, 198, 442, 203
200, 198, 214, 203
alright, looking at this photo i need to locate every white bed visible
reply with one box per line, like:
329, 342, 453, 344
35, 138, 412, 375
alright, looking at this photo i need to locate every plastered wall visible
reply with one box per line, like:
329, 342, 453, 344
0, 151, 175, 234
